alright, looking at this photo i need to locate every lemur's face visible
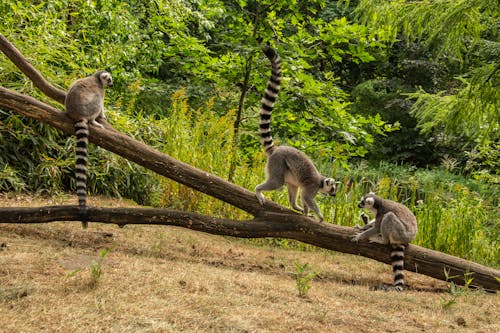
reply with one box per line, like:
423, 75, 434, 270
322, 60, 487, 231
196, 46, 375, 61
321, 178, 337, 196
358, 192, 377, 214
99, 72, 113, 87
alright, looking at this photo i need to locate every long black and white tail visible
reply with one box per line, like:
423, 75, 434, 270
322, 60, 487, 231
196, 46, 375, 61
74, 120, 89, 229
391, 244, 406, 291
259, 46, 282, 156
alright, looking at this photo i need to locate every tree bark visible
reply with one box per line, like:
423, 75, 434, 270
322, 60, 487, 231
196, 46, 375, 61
0, 205, 498, 292
0, 33, 499, 292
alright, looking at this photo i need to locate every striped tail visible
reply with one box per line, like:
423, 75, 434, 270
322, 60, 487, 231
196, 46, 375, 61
74, 120, 89, 229
391, 244, 406, 291
259, 46, 282, 156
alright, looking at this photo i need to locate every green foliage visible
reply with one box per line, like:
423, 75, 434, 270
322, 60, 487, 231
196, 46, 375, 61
266, 12, 392, 164
440, 269, 475, 310
408, 73, 500, 176
292, 262, 317, 298
350, 79, 441, 166
88, 260, 103, 287
0, 165, 25, 193
0, 0, 396, 169
414, 186, 497, 266
347, 0, 500, 174
88, 248, 111, 288
108, 89, 257, 219
64, 248, 111, 289
175, 0, 396, 164
0, 110, 71, 194
0, 108, 158, 204
350, 0, 497, 60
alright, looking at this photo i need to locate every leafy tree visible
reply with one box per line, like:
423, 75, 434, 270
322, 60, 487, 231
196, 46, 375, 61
346, 0, 499, 176
197, 1, 394, 170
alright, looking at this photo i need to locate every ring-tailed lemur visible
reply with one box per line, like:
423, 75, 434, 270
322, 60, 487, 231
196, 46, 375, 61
65, 71, 113, 228
352, 192, 418, 291
255, 46, 337, 222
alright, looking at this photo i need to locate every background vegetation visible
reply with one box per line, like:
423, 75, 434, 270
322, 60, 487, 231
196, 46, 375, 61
0, 0, 498, 268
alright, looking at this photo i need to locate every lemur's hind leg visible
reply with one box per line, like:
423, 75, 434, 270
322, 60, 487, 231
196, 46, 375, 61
286, 184, 304, 212
255, 166, 285, 205
379, 212, 408, 244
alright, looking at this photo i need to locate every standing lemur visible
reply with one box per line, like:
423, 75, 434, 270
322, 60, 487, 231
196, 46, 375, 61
65, 71, 113, 228
255, 45, 337, 222
352, 192, 418, 291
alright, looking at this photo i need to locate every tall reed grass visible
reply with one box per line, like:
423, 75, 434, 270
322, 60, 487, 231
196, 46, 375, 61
110, 88, 261, 220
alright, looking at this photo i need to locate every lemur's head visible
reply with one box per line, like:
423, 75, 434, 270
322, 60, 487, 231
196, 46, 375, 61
94, 71, 113, 88
320, 178, 337, 196
358, 192, 378, 214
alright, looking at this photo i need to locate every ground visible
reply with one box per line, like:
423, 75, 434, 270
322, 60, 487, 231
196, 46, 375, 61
0, 194, 498, 332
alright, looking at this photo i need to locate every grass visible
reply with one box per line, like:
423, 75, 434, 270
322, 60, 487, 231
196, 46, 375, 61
292, 262, 317, 298
0, 194, 498, 332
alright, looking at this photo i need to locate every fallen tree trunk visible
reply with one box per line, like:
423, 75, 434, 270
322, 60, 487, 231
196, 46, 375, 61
1, 33, 499, 292
1, 205, 499, 292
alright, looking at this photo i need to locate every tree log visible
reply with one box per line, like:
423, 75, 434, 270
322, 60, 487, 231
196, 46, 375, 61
0, 205, 498, 292
1, 33, 499, 291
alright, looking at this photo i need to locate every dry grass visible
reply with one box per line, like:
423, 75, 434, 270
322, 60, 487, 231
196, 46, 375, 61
0, 194, 498, 333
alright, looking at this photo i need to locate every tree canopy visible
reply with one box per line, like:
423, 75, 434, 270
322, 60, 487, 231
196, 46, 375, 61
349, 0, 499, 174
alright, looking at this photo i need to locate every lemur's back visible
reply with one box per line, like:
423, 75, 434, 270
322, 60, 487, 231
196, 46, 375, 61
269, 146, 322, 185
